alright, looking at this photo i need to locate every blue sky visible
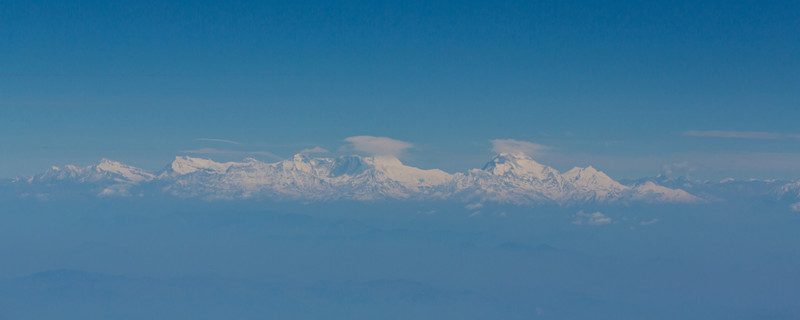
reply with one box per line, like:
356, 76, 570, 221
1, 0, 799, 179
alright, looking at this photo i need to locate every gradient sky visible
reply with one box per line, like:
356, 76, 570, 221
2, 0, 799, 179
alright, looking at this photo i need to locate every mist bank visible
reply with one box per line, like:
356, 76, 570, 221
1, 198, 799, 319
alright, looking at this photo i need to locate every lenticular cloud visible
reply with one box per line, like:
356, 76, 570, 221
490, 139, 549, 157
344, 136, 414, 157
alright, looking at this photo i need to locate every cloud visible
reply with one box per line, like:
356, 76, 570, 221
343, 136, 413, 157
179, 148, 282, 160
490, 139, 549, 156
662, 161, 696, 177
640, 218, 659, 225
298, 146, 329, 154
572, 210, 611, 226
196, 138, 242, 145
792, 202, 800, 212
97, 185, 132, 197
465, 203, 483, 210
683, 130, 800, 140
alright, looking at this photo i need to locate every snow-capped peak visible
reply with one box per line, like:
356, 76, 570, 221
94, 159, 155, 183
631, 181, 702, 203
161, 156, 235, 177
17, 154, 704, 205
367, 156, 453, 187
482, 153, 553, 178
561, 166, 630, 202
564, 165, 597, 175
563, 166, 620, 188
327, 155, 452, 191
29, 159, 154, 184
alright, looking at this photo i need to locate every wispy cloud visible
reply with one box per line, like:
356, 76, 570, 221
196, 138, 242, 145
683, 130, 800, 140
180, 148, 281, 160
662, 161, 696, 177
572, 210, 611, 226
465, 203, 483, 210
298, 146, 329, 154
640, 218, 659, 226
490, 139, 549, 156
343, 136, 413, 157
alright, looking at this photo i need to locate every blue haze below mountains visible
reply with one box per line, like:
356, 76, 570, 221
1, 197, 800, 319
2, 154, 800, 319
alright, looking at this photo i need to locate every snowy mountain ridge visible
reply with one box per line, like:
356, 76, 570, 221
29, 159, 155, 184
12, 153, 703, 205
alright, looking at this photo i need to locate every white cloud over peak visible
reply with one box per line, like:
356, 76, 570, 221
344, 136, 413, 157
490, 139, 549, 156
662, 161, 696, 177
298, 146, 329, 154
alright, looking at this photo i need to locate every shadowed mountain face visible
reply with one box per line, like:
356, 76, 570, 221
6, 153, 702, 205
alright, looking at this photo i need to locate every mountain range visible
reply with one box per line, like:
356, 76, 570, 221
6, 152, 799, 207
